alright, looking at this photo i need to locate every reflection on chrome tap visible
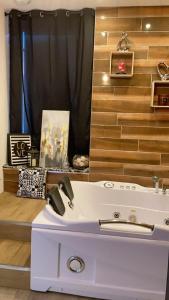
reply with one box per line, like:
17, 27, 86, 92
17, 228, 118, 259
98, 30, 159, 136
152, 176, 159, 193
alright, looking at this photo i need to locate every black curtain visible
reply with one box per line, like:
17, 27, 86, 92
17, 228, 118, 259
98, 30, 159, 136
9, 8, 95, 162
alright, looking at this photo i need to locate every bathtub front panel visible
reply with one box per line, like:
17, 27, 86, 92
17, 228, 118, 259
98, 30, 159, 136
31, 228, 169, 300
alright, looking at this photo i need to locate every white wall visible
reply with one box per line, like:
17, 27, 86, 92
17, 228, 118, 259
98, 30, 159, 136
0, 7, 9, 192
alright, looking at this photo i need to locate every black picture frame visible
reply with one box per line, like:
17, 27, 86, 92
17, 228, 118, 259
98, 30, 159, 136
7, 134, 31, 166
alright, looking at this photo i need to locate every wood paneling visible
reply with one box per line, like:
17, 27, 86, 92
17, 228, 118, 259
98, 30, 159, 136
93, 73, 151, 87
0, 239, 30, 267
90, 149, 160, 165
118, 113, 169, 127
90, 161, 123, 175
0, 224, 31, 242
113, 87, 151, 96
117, 6, 169, 17
139, 140, 169, 153
108, 32, 169, 47
91, 6, 169, 186
96, 7, 118, 18
94, 46, 148, 60
91, 138, 138, 151
122, 126, 169, 140
0, 269, 30, 290
92, 99, 152, 113
94, 32, 107, 45
3, 168, 18, 182
46, 172, 89, 184
91, 112, 117, 125
161, 154, 169, 166
142, 17, 169, 31
3, 168, 89, 193
91, 125, 121, 138
149, 46, 169, 59
3, 181, 18, 194
93, 58, 160, 74
95, 18, 141, 32
89, 173, 153, 187
90, 161, 123, 174
93, 59, 110, 73
92, 87, 151, 96
124, 164, 169, 178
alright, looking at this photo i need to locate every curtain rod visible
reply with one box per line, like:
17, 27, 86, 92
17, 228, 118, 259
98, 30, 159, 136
5, 10, 85, 17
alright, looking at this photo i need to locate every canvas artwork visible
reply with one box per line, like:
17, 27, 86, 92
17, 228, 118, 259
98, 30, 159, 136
39, 110, 70, 169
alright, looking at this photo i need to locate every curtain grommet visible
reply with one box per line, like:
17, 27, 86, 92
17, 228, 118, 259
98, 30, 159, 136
40, 12, 44, 18
66, 11, 70, 17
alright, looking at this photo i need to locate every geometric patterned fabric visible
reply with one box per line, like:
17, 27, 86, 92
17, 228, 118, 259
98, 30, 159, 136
17, 168, 47, 199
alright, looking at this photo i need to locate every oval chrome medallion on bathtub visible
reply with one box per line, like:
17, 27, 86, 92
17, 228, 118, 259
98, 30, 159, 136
104, 182, 114, 188
164, 218, 169, 225
67, 256, 85, 273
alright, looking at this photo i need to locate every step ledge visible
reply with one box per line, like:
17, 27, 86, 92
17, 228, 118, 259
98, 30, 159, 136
0, 264, 30, 271
0, 220, 31, 227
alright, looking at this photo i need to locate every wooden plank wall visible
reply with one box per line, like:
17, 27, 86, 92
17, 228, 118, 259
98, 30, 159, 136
90, 6, 169, 186
3, 168, 89, 193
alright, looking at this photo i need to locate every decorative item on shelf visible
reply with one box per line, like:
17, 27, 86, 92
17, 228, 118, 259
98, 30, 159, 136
7, 134, 31, 166
110, 32, 134, 78
158, 94, 169, 106
28, 146, 39, 167
72, 155, 89, 170
151, 80, 169, 108
17, 168, 47, 199
157, 62, 169, 81
117, 32, 130, 52
117, 61, 126, 74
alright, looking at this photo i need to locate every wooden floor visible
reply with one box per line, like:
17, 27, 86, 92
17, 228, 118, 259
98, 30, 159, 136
0, 287, 95, 300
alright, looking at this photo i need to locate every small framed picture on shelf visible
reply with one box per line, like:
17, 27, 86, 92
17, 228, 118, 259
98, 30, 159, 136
7, 134, 31, 166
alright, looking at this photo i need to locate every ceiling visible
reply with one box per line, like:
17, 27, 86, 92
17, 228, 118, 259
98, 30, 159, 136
1, 0, 169, 12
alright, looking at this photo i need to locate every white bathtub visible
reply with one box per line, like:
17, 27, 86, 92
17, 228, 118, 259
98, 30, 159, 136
31, 181, 169, 300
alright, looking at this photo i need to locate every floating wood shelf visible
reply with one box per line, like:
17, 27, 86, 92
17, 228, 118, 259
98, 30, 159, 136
110, 51, 134, 78
151, 80, 169, 108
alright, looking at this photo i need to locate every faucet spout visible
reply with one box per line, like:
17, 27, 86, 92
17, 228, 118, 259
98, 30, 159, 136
152, 176, 159, 193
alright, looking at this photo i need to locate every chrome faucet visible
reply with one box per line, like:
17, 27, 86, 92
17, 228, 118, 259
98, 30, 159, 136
162, 185, 167, 195
152, 176, 159, 193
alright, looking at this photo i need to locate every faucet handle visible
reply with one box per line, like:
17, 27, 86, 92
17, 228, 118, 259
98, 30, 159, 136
162, 179, 169, 195
152, 176, 159, 183
152, 176, 159, 187
162, 186, 167, 195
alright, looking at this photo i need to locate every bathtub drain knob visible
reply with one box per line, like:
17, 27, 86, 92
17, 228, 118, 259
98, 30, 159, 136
113, 212, 120, 219
67, 256, 85, 273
